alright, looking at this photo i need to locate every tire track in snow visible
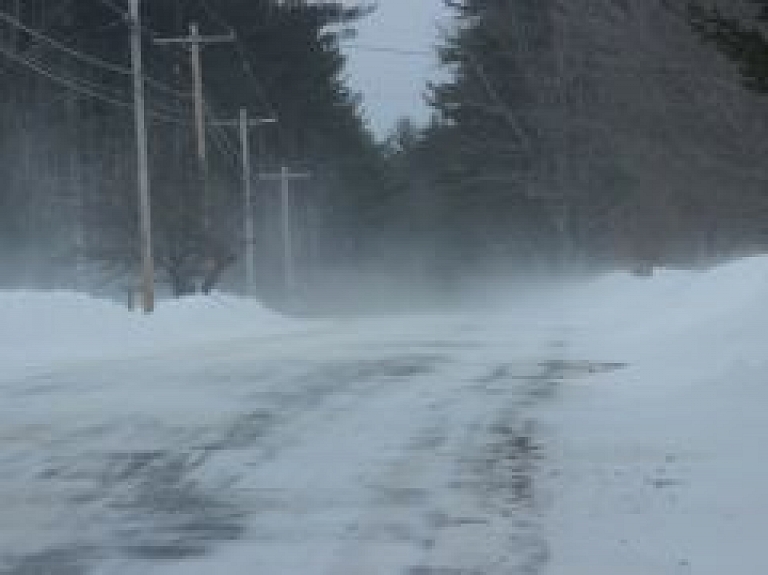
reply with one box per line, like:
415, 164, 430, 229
328, 358, 567, 575
0, 349, 450, 575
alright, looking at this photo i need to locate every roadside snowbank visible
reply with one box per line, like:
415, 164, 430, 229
2, 255, 768, 573
0, 292, 302, 379
544, 256, 768, 574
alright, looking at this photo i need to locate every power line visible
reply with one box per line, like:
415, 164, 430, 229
0, 42, 186, 124
98, 2, 244, 173
0, 7, 193, 100
28, 54, 135, 101
196, 0, 279, 118
98, 0, 269, 171
98, 0, 172, 43
96, 0, 213, 108
342, 43, 434, 57
0, 8, 131, 75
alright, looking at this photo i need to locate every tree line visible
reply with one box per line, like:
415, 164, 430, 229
2, 0, 768, 309
0, 0, 387, 305
384, 0, 768, 291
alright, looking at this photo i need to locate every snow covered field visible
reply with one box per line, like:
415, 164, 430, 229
1, 256, 768, 574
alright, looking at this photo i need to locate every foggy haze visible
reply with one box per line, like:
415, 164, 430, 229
3, 2, 768, 573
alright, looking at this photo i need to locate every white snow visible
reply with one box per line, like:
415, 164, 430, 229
0, 291, 305, 379
542, 257, 768, 574
1, 256, 768, 573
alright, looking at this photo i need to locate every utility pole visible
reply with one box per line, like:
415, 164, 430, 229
154, 24, 235, 231
259, 167, 311, 297
130, 0, 155, 313
212, 109, 277, 296
67, 96, 85, 289
552, 8, 574, 273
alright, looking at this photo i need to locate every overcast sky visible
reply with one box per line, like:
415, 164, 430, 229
340, 1, 451, 137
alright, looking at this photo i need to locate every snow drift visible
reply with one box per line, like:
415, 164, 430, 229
2, 256, 768, 573
541, 256, 768, 574
0, 292, 302, 379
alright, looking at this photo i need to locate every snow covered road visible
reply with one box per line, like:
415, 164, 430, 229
5, 256, 768, 574
0, 313, 573, 575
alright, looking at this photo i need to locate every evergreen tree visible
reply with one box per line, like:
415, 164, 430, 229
420, 0, 569, 281
390, 0, 768, 283
0, 0, 386, 298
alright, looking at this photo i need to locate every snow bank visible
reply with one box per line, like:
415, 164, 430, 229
563, 256, 768, 353
0, 291, 301, 379
3, 256, 768, 573
542, 256, 768, 574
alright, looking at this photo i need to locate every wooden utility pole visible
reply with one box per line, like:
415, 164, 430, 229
212, 109, 277, 295
552, 8, 574, 272
67, 96, 85, 289
154, 24, 235, 231
130, 0, 155, 313
259, 167, 311, 297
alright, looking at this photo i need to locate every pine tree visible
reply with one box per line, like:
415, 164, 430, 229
0, 0, 387, 297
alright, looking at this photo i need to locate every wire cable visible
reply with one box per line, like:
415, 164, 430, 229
0, 42, 187, 124
99, 1, 245, 173
196, 0, 279, 118
0, 8, 131, 76
341, 43, 433, 57
0, 7, 193, 100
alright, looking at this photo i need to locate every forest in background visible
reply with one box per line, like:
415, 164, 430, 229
2, 0, 768, 311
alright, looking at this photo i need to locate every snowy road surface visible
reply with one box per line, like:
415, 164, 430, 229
5, 256, 768, 574
0, 313, 574, 575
